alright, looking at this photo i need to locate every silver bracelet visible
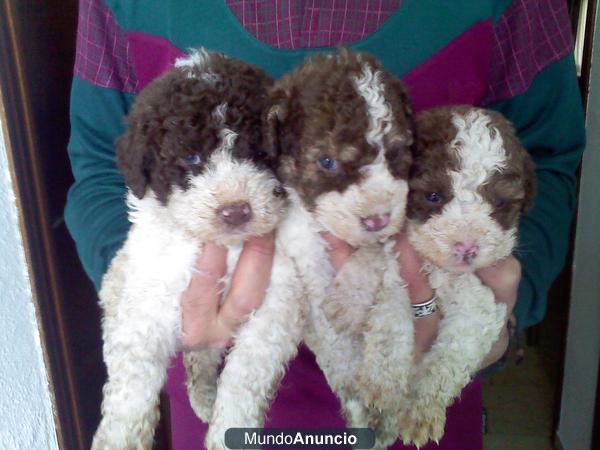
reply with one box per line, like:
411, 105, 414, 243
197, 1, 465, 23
412, 295, 438, 318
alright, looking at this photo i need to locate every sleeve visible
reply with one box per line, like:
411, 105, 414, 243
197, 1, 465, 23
483, 0, 586, 329
64, 0, 138, 290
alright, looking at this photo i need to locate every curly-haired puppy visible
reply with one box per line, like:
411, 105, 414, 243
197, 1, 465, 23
263, 49, 415, 444
92, 49, 287, 450
397, 105, 536, 446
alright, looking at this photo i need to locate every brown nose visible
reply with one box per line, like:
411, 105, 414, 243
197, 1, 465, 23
219, 202, 252, 227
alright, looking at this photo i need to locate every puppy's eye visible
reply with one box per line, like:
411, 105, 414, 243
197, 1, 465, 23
255, 150, 268, 160
496, 198, 507, 208
319, 157, 338, 171
183, 154, 202, 165
425, 192, 442, 203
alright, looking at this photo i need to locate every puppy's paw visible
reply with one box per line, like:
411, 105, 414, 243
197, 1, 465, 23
90, 433, 111, 450
400, 402, 446, 448
188, 389, 216, 423
356, 369, 403, 414
92, 423, 154, 450
370, 410, 402, 449
205, 426, 228, 450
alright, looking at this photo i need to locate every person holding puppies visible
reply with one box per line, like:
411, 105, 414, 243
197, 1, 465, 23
66, 1, 585, 449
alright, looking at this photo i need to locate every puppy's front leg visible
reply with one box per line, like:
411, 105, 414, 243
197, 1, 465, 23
92, 254, 181, 450
356, 251, 414, 409
205, 256, 306, 450
400, 272, 506, 447
352, 247, 413, 448
322, 246, 383, 336
318, 246, 383, 430
184, 348, 224, 422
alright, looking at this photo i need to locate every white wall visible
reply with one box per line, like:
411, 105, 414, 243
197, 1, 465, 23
557, 5, 600, 449
0, 113, 58, 448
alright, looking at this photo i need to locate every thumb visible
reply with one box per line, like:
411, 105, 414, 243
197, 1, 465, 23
395, 232, 433, 303
320, 231, 353, 272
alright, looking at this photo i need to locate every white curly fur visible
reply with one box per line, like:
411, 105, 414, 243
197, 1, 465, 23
319, 242, 413, 449
327, 108, 521, 448
205, 177, 408, 450
397, 266, 506, 447
352, 63, 395, 152
398, 109, 514, 447
93, 52, 415, 450
92, 117, 290, 449
298, 60, 413, 448
308, 62, 413, 448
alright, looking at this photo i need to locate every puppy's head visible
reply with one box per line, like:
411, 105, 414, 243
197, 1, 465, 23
407, 106, 536, 272
117, 49, 286, 245
264, 49, 414, 246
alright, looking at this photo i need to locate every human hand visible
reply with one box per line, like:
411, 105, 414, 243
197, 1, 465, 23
324, 230, 519, 367
394, 232, 441, 362
475, 256, 520, 369
321, 231, 441, 362
320, 232, 354, 273
180, 233, 275, 350
396, 235, 520, 366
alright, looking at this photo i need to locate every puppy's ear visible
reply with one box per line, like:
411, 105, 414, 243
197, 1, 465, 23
487, 109, 538, 214
263, 86, 289, 160
116, 118, 153, 199
387, 77, 415, 141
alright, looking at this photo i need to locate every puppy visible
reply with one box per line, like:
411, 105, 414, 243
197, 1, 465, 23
131, 48, 415, 450
92, 49, 287, 450
398, 105, 536, 446
264, 48, 415, 446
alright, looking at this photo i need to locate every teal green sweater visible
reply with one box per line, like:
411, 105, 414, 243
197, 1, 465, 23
66, 0, 585, 329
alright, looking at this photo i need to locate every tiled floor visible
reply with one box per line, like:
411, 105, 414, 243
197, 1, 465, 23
483, 345, 556, 450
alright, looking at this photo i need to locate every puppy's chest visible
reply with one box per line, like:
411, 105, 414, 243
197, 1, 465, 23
426, 266, 489, 311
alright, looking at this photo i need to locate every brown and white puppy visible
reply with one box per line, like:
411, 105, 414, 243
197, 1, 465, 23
264, 48, 415, 445
267, 49, 414, 246
398, 105, 536, 446
92, 49, 289, 450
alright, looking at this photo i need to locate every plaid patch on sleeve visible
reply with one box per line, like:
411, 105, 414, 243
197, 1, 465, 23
73, 0, 138, 93
482, 0, 574, 104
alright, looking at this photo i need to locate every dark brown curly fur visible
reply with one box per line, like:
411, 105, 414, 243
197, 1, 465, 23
116, 51, 274, 203
407, 107, 460, 222
263, 49, 414, 208
481, 108, 537, 229
407, 105, 537, 229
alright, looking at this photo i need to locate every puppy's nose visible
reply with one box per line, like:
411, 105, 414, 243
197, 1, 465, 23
219, 202, 252, 227
361, 213, 391, 232
454, 242, 479, 264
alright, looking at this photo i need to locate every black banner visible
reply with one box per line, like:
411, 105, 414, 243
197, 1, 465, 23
224, 428, 375, 449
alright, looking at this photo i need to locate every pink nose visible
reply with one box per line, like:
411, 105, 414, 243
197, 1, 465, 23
361, 213, 391, 232
219, 202, 252, 227
454, 242, 479, 264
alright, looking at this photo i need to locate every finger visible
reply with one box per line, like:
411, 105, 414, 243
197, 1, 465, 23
395, 232, 434, 304
413, 310, 442, 363
218, 232, 276, 334
181, 242, 228, 348
320, 232, 353, 272
183, 242, 228, 319
476, 256, 521, 307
